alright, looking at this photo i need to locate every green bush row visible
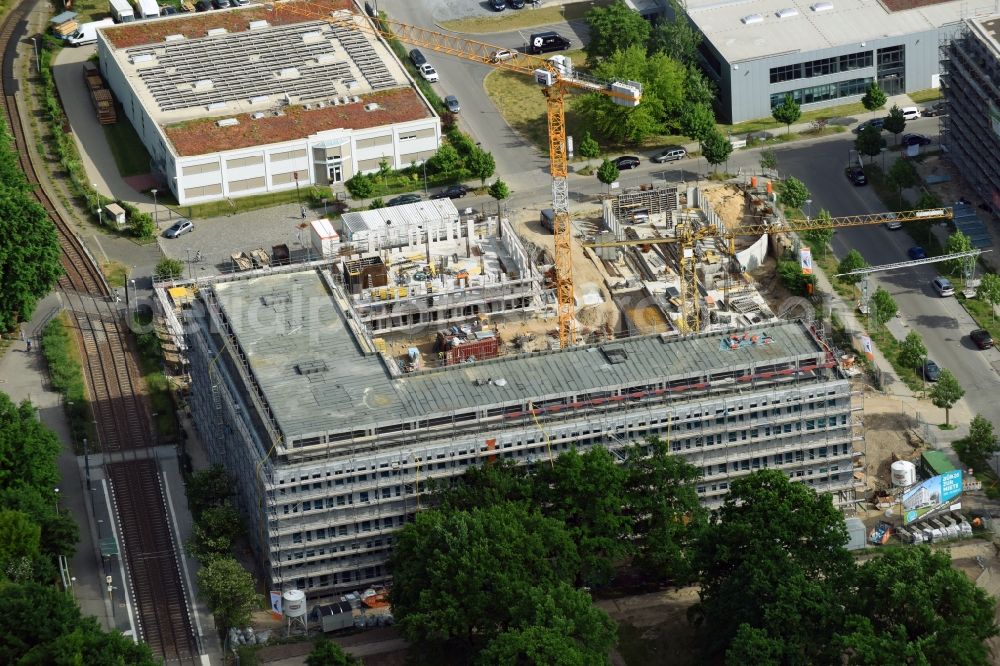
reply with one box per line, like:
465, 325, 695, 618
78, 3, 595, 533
40, 314, 92, 449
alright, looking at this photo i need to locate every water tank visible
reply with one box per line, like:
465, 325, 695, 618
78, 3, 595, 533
282, 590, 307, 618
891, 460, 917, 487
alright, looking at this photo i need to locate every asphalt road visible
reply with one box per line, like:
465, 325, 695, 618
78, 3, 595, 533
773, 120, 1000, 424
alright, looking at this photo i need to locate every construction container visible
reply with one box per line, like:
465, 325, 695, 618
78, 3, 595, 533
271, 244, 290, 265
920, 450, 956, 479
310, 218, 340, 258
104, 202, 126, 229
315, 602, 354, 633
91, 88, 117, 125
444, 335, 498, 365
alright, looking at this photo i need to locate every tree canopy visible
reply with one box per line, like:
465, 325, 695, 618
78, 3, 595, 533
467, 148, 496, 186
771, 94, 801, 134
585, 0, 651, 63
306, 638, 360, 666
888, 157, 918, 193
870, 286, 897, 326
861, 81, 887, 115
837, 249, 868, 285
196, 555, 260, 629
976, 272, 1000, 321
649, 0, 702, 64
929, 369, 964, 426
778, 177, 810, 210
883, 104, 906, 141
680, 103, 716, 143
897, 330, 927, 370
596, 159, 619, 188
577, 131, 600, 163
855, 125, 883, 162
701, 130, 733, 171
944, 230, 974, 278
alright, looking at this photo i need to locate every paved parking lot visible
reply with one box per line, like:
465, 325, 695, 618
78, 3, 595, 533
423, 0, 544, 22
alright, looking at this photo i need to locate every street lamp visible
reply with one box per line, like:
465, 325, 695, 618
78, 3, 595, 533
422, 161, 428, 195
96, 206, 103, 227
805, 198, 813, 221
151, 188, 158, 228
186, 248, 194, 280
880, 147, 887, 172
129, 279, 136, 317
294, 172, 304, 218
53, 487, 60, 514
91, 183, 98, 222
30, 37, 37, 74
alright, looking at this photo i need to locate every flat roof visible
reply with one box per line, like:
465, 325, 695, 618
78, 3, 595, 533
972, 15, 1000, 56
211, 270, 826, 443
687, 0, 967, 63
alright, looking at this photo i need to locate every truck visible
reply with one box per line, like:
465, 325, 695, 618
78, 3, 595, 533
109, 0, 135, 23
67, 18, 115, 46
136, 0, 160, 19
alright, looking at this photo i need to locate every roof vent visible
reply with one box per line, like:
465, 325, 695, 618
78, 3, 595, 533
776, 7, 799, 18
206, 28, 228, 36
364, 103, 380, 112
810, 1, 833, 10
278, 67, 300, 79
130, 53, 155, 65
351, 95, 360, 103
261, 293, 290, 306
301, 30, 324, 43
316, 53, 337, 65
249, 95, 269, 104
164, 34, 184, 42
251, 111, 266, 119
600, 345, 629, 364
216, 117, 239, 127
741, 13, 764, 24
297, 360, 328, 376
193, 79, 213, 90
248, 19, 269, 29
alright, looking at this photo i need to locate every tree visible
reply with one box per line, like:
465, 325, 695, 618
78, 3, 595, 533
535, 447, 633, 587
0, 394, 61, 495
759, 148, 778, 177
344, 172, 375, 199
389, 503, 582, 662
155, 257, 184, 280
433, 460, 534, 513
306, 638, 360, 666
578, 131, 600, 165
929, 369, 964, 426
185, 465, 233, 519
837, 249, 868, 285
596, 158, 619, 191
897, 330, 927, 370
585, 0, 650, 63
771, 94, 801, 135
802, 209, 833, 256
683, 64, 716, 109
888, 157, 918, 197
649, 0, 702, 64
960, 415, 999, 466
578, 46, 686, 143
777, 259, 816, 296
0, 170, 62, 332
701, 130, 733, 172
778, 176, 810, 210
0, 510, 41, 581
127, 210, 156, 239
693, 470, 853, 662
467, 147, 496, 186
944, 230, 974, 278
625, 438, 705, 584
196, 556, 260, 629
836, 547, 998, 665
976, 272, 1000, 321
870, 286, 897, 327
883, 104, 906, 143
488, 179, 509, 217
369, 197, 385, 210
427, 144, 461, 174
855, 125, 883, 163
680, 103, 716, 143
861, 81, 887, 117
186, 503, 244, 560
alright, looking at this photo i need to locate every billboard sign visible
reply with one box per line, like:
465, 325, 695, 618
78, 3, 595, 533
902, 470, 963, 524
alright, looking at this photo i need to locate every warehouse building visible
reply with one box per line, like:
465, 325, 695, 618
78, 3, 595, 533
185, 266, 862, 597
97, 0, 439, 205
677, 0, 970, 122
940, 15, 1000, 217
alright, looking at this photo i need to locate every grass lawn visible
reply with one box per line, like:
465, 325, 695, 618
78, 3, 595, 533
958, 294, 1000, 342
724, 101, 869, 136
909, 88, 943, 104
440, 0, 611, 34
101, 260, 128, 288
103, 120, 152, 177
180, 189, 311, 219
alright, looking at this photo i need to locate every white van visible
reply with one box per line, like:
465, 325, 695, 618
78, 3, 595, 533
137, 0, 159, 18
67, 18, 115, 46
109, 0, 135, 22
901, 106, 920, 121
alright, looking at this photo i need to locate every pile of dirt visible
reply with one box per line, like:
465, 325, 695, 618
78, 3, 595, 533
700, 183, 746, 230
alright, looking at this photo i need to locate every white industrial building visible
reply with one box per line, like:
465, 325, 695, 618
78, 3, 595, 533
184, 264, 863, 598
96, 1, 440, 205
340, 199, 460, 251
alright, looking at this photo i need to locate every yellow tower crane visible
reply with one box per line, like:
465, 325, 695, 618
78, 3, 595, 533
272, 1, 642, 347
588, 206, 954, 331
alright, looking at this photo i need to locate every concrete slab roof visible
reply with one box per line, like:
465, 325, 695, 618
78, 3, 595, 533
211, 270, 826, 445
687, 0, 967, 63
973, 15, 1000, 56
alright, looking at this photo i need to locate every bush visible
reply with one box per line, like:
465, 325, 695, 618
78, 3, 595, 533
40, 315, 91, 447
155, 258, 184, 280
345, 173, 375, 199
777, 258, 816, 296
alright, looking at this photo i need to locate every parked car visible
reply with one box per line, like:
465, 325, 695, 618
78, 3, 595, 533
387, 194, 422, 207
932, 276, 955, 297
845, 165, 867, 186
490, 0, 506, 10
508, 0, 525, 7
164, 219, 194, 238
908, 246, 927, 260
444, 95, 460, 113
882, 213, 902, 230
922, 102, 946, 117
418, 63, 438, 82
922, 359, 941, 382
614, 155, 640, 170
972, 329, 995, 349
161, 5, 178, 14
901, 133, 932, 147
855, 118, 885, 133
431, 185, 469, 199
490, 49, 516, 63
210, 0, 227, 9
194, 0, 209, 10
900, 106, 920, 121
528, 31, 570, 54
651, 146, 687, 163
409, 49, 426, 67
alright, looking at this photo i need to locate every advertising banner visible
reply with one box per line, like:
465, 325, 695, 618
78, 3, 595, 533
800, 247, 813, 275
861, 335, 874, 361
902, 469, 963, 524
270, 590, 283, 618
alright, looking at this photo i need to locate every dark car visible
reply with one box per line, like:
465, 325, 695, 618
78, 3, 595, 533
508, 0, 525, 6
164, 219, 194, 238
387, 194, 422, 207
211, 0, 227, 9
490, 0, 506, 10
528, 31, 570, 54
409, 49, 426, 67
922, 359, 941, 382
855, 118, 885, 133
901, 133, 932, 147
194, 0, 209, 10
845, 165, 867, 186
431, 185, 469, 199
614, 155, 640, 170
922, 102, 945, 117
972, 329, 995, 350
651, 146, 687, 163
908, 246, 927, 260
161, 5, 177, 14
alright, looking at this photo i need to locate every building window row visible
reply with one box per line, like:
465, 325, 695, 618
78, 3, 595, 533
770, 77, 872, 109
769, 50, 873, 84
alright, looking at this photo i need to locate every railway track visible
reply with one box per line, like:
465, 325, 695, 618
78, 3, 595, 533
0, 3, 202, 662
